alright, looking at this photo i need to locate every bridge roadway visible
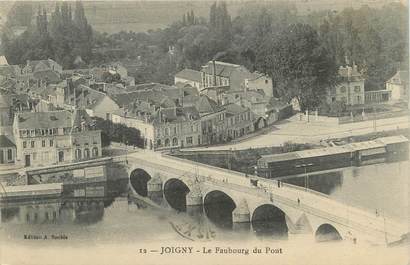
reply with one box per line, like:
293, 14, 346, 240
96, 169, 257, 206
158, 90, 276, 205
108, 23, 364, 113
120, 150, 407, 245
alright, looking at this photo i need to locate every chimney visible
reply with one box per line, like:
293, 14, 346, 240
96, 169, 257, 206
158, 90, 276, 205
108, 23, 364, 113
212, 60, 217, 87
353, 61, 358, 73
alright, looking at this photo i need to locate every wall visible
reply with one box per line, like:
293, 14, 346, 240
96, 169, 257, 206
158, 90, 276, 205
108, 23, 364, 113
174, 77, 201, 90
247, 76, 273, 98
93, 97, 120, 119
71, 130, 102, 161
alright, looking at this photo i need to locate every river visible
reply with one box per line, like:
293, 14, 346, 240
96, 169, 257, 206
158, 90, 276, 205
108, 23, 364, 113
0, 160, 408, 265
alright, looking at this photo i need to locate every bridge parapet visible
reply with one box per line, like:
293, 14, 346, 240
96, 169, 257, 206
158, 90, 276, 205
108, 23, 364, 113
123, 152, 407, 245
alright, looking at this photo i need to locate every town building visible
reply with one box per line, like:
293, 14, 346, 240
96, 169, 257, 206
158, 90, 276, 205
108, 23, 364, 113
111, 104, 201, 150
223, 90, 292, 129
386, 70, 409, 102
0, 94, 16, 168
195, 95, 227, 145
0, 135, 16, 167
200, 60, 273, 97
327, 63, 365, 106
224, 103, 254, 140
22, 59, 63, 75
13, 109, 101, 167
174, 69, 202, 90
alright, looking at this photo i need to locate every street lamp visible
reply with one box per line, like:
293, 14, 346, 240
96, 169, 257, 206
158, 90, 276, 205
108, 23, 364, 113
295, 162, 313, 191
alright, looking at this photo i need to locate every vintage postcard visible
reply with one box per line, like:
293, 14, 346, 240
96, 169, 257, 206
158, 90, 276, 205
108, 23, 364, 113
0, 0, 408, 264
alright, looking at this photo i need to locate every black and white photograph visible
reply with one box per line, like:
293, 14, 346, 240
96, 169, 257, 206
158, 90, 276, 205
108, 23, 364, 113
0, 0, 408, 264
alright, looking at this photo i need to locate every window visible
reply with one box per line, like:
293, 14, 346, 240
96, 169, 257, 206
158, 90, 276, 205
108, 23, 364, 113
186, 136, 193, 144
172, 138, 178, 146
340, 86, 346, 93
265, 79, 268, 84
42, 140, 46, 147
31, 141, 35, 148
354, 86, 361, 92
7, 149, 12, 160
157, 139, 162, 146
173, 127, 177, 135
23, 141, 27, 148
75, 149, 82, 160
92, 147, 99, 157
50, 140, 53, 147
84, 148, 90, 158
165, 138, 170, 147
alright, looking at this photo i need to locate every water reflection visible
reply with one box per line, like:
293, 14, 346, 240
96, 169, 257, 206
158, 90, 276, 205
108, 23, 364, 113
251, 204, 288, 240
282, 171, 343, 195
0, 159, 407, 244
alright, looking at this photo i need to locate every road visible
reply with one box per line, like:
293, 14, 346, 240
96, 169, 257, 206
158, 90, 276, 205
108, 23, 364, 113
184, 115, 409, 151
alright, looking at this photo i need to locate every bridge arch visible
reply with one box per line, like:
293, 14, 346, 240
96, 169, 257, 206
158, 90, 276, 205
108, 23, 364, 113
251, 204, 288, 239
204, 190, 236, 228
130, 168, 152, 197
315, 223, 343, 242
163, 178, 190, 212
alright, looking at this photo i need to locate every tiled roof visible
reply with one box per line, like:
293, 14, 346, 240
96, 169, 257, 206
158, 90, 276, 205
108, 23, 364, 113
33, 70, 61, 83
201, 61, 262, 89
16, 111, 73, 129
175, 69, 202, 82
76, 85, 108, 109
201, 61, 241, 77
224, 103, 248, 114
195, 95, 223, 114
387, 70, 409, 85
0, 135, 15, 148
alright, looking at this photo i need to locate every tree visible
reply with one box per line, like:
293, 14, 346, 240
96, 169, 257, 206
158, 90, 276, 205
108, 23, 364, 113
265, 23, 338, 111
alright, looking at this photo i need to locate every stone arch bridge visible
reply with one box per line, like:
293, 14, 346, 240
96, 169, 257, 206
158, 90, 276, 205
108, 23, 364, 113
115, 151, 406, 245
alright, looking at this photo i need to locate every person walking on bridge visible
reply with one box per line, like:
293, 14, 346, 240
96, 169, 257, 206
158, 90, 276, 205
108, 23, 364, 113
297, 198, 300, 206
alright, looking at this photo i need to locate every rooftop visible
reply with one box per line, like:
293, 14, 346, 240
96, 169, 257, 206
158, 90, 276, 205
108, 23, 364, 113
224, 103, 248, 115
387, 70, 409, 85
375, 135, 409, 145
0, 135, 15, 148
175, 69, 202, 83
16, 111, 73, 129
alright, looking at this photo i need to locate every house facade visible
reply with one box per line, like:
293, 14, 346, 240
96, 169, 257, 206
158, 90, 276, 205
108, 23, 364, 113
13, 110, 102, 167
328, 64, 365, 106
386, 70, 408, 102
224, 103, 254, 140
111, 106, 202, 150
200, 60, 273, 96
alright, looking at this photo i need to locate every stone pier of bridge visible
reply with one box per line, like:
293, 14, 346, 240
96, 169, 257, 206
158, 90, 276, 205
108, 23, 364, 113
122, 152, 407, 246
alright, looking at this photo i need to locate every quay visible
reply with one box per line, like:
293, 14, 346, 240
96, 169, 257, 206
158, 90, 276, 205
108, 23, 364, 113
0, 183, 62, 203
